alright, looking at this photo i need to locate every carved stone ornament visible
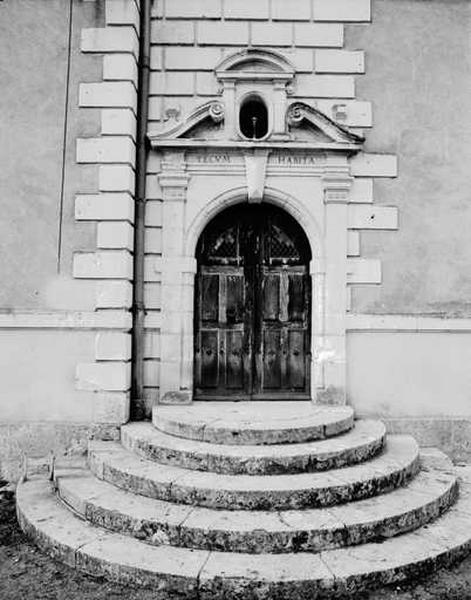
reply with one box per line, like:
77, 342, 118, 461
149, 101, 225, 142
244, 149, 269, 203
287, 102, 364, 145
149, 101, 363, 153
215, 48, 295, 81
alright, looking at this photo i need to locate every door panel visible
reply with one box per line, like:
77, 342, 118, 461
196, 269, 248, 395
226, 330, 244, 389
263, 329, 282, 389
288, 274, 305, 322
201, 275, 219, 322
288, 329, 306, 389
200, 330, 219, 388
226, 275, 244, 323
195, 204, 311, 400
259, 266, 310, 395
262, 274, 280, 321
279, 271, 290, 323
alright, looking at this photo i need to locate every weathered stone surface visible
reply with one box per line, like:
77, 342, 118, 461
17, 472, 471, 598
17, 479, 205, 598
15, 402, 471, 597
88, 436, 419, 510
320, 502, 471, 596
89, 441, 177, 501
75, 535, 203, 597
198, 551, 335, 600
16, 480, 105, 567
56, 455, 457, 554
121, 419, 386, 475
153, 402, 354, 445
160, 390, 192, 405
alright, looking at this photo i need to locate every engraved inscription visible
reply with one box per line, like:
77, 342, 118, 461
270, 153, 322, 166
196, 153, 232, 164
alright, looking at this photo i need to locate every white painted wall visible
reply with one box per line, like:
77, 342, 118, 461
347, 331, 471, 418
0, 330, 96, 422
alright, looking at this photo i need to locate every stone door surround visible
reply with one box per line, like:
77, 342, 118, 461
150, 145, 355, 405
148, 49, 365, 405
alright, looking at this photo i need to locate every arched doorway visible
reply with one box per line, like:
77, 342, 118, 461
194, 203, 312, 400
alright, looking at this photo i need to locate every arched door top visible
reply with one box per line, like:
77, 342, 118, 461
186, 186, 322, 261
197, 203, 312, 267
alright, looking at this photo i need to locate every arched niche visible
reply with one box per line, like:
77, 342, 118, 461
215, 49, 295, 140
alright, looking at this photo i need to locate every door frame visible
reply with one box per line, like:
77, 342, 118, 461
156, 153, 353, 406
193, 203, 312, 401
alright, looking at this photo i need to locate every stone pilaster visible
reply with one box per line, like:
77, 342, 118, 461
317, 166, 353, 404
157, 153, 193, 403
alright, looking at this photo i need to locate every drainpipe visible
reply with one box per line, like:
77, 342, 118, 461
131, 0, 151, 420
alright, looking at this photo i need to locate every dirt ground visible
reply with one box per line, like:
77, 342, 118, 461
2, 480, 471, 599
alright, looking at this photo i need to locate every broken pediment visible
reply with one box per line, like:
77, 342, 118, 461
149, 101, 225, 142
286, 102, 364, 145
148, 99, 363, 152
148, 46, 363, 152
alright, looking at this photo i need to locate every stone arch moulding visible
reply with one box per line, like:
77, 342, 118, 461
185, 186, 323, 260
215, 49, 295, 141
215, 48, 296, 77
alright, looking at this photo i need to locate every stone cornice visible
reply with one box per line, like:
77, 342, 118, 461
150, 139, 361, 152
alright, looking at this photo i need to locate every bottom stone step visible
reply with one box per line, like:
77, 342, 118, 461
17, 467, 471, 599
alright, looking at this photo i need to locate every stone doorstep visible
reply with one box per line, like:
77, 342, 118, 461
153, 402, 355, 445
87, 436, 420, 510
55, 452, 457, 554
120, 419, 386, 475
15, 473, 471, 598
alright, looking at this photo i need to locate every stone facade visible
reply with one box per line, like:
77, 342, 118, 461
0, 0, 471, 478
145, 0, 399, 410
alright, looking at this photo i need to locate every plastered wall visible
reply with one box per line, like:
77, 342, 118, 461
342, 1, 471, 437
347, 331, 471, 418
346, 0, 471, 316
0, 0, 103, 311
0, 0, 133, 478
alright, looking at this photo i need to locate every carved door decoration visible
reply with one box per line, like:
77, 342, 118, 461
195, 204, 311, 400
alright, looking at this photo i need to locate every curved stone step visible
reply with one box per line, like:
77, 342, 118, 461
16, 467, 471, 598
121, 419, 386, 475
153, 402, 354, 446
88, 435, 420, 510
56, 450, 457, 554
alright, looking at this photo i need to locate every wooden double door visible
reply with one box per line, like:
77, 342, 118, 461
194, 204, 312, 400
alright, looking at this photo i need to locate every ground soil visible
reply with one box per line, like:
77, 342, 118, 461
2, 480, 471, 599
